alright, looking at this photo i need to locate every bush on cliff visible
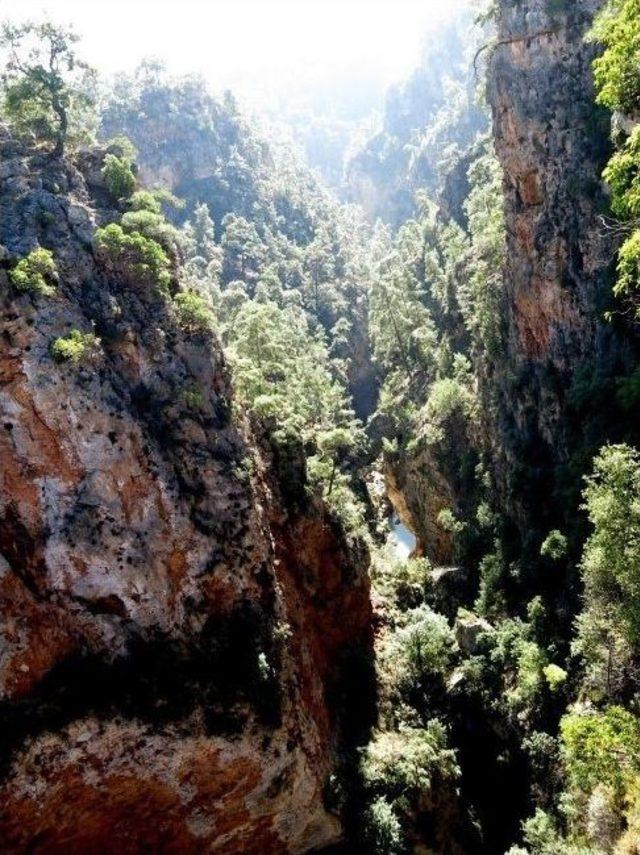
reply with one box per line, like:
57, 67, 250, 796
9, 247, 57, 296
101, 152, 136, 200
51, 329, 100, 363
173, 289, 215, 333
93, 223, 172, 293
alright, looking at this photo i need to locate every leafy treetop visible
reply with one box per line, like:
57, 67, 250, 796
0, 20, 96, 155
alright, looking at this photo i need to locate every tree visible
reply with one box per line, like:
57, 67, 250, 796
316, 425, 359, 496
305, 226, 337, 319
590, 1, 640, 315
184, 202, 218, 264
224, 298, 365, 531
220, 214, 266, 287
561, 706, 640, 803
227, 299, 355, 443
582, 445, 640, 643
459, 144, 506, 358
591, 0, 640, 117
0, 20, 96, 156
369, 249, 436, 379
574, 444, 640, 697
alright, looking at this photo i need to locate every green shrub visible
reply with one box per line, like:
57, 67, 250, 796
51, 329, 100, 363
508, 639, 548, 713
522, 808, 563, 855
419, 376, 477, 445
363, 797, 404, 855
561, 706, 640, 799
128, 188, 183, 214
603, 127, 640, 220
101, 153, 136, 200
120, 209, 183, 255
483, 616, 553, 719
370, 552, 432, 614
173, 289, 215, 333
543, 663, 568, 691
580, 444, 640, 648
616, 365, 640, 409
460, 146, 507, 358
225, 299, 366, 532
523, 731, 560, 781
93, 223, 172, 292
475, 543, 507, 617
437, 507, 465, 535
9, 247, 57, 296
377, 607, 457, 709
128, 190, 162, 215
615, 230, 640, 308
591, 0, 640, 117
590, 2, 640, 317
361, 722, 459, 801
104, 135, 137, 163
540, 530, 568, 560
183, 385, 205, 408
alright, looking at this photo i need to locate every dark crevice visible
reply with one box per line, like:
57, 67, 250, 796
0, 602, 282, 779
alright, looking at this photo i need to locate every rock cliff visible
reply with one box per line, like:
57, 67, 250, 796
490, 0, 608, 369
0, 128, 372, 853
486, 0, 640, 548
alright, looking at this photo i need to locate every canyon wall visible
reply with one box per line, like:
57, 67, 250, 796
486, 0, 640, 549
0, 128, 372, 853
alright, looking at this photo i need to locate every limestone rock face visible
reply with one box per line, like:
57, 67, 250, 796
384, 452, 456, 565
0, 133, 372, 853
489, 0, 609, 373
454, 611, 493, 656
484, 0, 640, 544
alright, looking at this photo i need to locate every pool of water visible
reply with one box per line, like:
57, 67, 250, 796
388, 519, 417, 558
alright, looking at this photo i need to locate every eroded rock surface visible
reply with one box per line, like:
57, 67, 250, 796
489, 0, 609, 372
484, 0, 640, 546
384, 452, 456, 565
0, 131, 372, 853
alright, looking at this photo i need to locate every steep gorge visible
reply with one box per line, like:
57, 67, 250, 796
1, 0, 640, 851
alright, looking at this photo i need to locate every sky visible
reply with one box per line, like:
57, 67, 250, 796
0, 0, 468, 108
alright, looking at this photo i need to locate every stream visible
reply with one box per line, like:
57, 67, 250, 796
388, 518, 417, 559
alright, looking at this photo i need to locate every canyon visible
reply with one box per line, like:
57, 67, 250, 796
2, 0, 640, 851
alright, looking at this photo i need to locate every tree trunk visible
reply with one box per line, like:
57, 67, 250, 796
51, 89, 67, 158
327, 460, 336, 497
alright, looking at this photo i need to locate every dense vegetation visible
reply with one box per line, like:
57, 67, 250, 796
3, 2, 640, 852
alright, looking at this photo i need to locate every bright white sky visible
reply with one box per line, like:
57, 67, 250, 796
0, 0, 468, 107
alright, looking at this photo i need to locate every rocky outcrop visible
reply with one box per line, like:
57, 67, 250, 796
385, 452, 456, 565
0, 130, 372, 852
485, 0, 640, 545
101, 82, 273, 229
489, 0, 609, 372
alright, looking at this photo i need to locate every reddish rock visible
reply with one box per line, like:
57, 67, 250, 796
0, 135, 372, 852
